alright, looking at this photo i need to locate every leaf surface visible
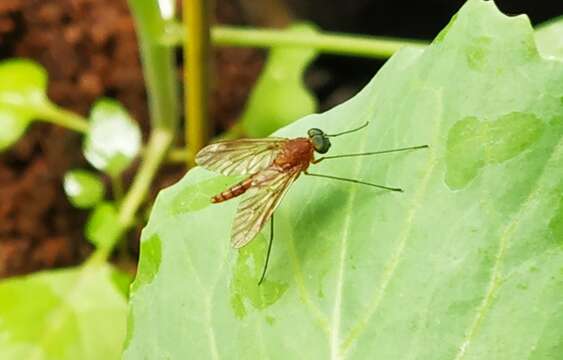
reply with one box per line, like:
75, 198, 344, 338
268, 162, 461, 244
0, 264, 128, 360
535, 16, 563, 60
125, 1, 563, 359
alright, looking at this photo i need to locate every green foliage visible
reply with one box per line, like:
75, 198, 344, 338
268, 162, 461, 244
86, 202, 123, 250
0, 263, 128, 360
0, 59, 47, 150
83, 99, 142, 177
535, 16, 563, 59
125, 1, 563, 359
0, 59, 47, 102
63, 169, 105, 209
445, 113, 544, 189
240, 23, 318, 137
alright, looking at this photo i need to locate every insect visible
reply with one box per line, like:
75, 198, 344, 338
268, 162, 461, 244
195, 121, 427, 284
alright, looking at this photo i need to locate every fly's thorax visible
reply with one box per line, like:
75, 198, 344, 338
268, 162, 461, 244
307, 128, 331, 154
274, 137, 314, 168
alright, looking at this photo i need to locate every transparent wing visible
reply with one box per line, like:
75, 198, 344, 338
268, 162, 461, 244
195, 138, 288, 176
231, 166, 301, 248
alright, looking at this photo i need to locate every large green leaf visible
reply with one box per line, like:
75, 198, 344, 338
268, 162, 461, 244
535, 16, 563, 60
125, 1, 563, 359
0, 263, 128, 360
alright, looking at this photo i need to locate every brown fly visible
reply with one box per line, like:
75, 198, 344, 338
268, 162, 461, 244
195, 122, 427, 284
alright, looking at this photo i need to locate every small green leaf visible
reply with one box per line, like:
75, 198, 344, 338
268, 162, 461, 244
0, 59, 49, 150
125, 1, 563, 358
0, 263, 128, 360
83, 99, 141, 177
0, 107, 32, 150
85, 202, 123, 250
0, 58, 47, 105
63, 169, 105, 209
535, 16, 563, 60
240, 23, 318, 137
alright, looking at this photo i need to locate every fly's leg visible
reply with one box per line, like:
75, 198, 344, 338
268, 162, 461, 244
304, 171, 403, 192
313, 145, 428, 164
258, 214, 274, 285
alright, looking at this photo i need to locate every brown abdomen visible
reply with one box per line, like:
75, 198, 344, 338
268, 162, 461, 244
211, 178, 253, 203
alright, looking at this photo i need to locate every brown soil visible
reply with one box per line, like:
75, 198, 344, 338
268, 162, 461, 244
0, 0, 263, 277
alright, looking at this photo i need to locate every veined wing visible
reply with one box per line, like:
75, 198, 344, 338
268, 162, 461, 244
231, 165, 301, 248
195, 138, 288, 176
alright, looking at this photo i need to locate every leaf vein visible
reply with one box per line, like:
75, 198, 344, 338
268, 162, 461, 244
453, 138, 562, 360
341, 88, 443, 352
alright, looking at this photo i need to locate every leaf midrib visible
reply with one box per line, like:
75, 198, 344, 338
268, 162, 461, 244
328, 121, 370, 360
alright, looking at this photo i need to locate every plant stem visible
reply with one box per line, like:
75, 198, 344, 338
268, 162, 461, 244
166, 122, 243, 164
39, 102, 89, 133
90, 0, 178, 261
129, 0, 179, 131
164, 23, 428, 59
88, 246, 111, 265
167, 147, 194, 164
88, 127, 172, 264
215, 26, 426, 58
184, 0, 211, 164
111, 175, 124, 204
117, 129, 172, 229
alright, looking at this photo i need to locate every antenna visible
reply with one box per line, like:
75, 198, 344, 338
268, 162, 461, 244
326, 121, 369, 137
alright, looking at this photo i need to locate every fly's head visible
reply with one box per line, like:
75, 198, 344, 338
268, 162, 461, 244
307, 128, 331, 154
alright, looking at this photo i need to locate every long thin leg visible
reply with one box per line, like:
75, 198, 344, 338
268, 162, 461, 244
313, 144, 428, 164
304, 171, 403, 192
258, 214, 274, 285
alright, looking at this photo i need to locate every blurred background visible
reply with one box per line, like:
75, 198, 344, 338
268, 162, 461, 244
0, 0, 560, 278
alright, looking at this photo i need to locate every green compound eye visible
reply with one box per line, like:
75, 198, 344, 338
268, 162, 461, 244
311, 134, 331, 154
307, 128, 331, 153
307, 128, 324, 138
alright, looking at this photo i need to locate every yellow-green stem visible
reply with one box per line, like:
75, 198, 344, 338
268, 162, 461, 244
91, 128, 172, 262
165, 23, 428, 59
184, 0, 211, 165
118, 128, 173, 229
167, 147, 194, 164
39, 102, 89, 133
111, 175, 124, 204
